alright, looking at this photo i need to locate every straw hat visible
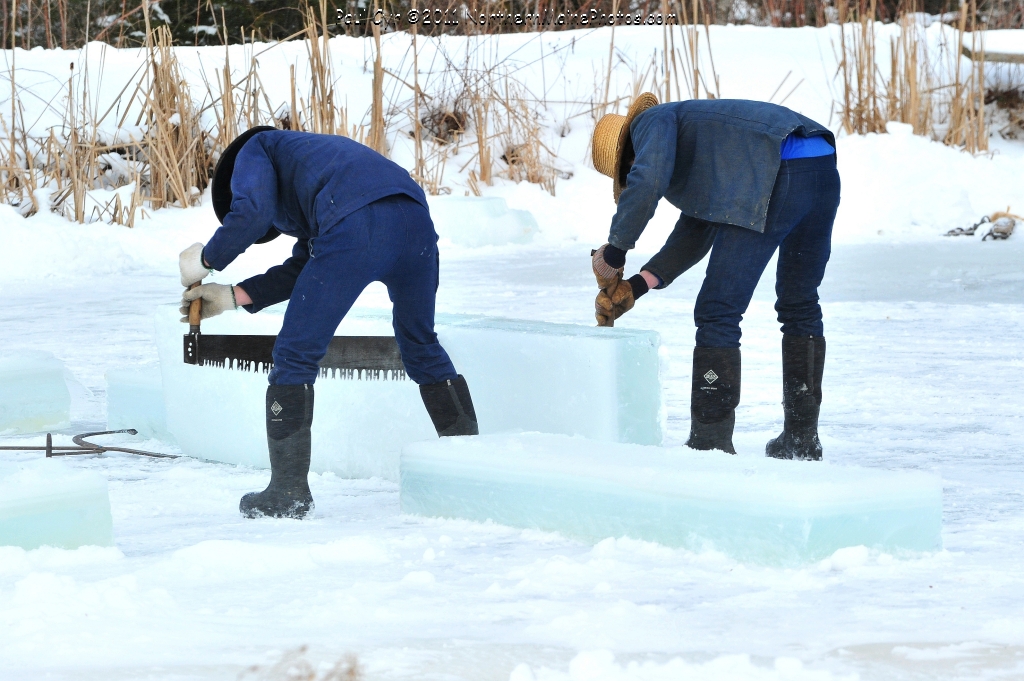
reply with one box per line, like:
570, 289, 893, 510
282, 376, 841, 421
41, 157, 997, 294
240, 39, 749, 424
592, 92, 660, 203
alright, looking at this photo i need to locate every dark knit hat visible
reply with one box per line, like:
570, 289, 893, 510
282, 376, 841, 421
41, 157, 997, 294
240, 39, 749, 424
211, 125, 279, 243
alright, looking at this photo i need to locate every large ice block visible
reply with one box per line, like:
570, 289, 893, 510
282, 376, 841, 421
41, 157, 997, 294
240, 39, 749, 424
427, 196, 538, 247
0, 459, 114, 549
105, 365, 174, 443
0, 351, 71, 435
401, 434, 943, 565
155, 307, 662, 480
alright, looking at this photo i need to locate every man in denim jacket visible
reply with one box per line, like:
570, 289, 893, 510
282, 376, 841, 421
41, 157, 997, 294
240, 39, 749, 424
591, 94, 840, 460
179, 127, 479, 519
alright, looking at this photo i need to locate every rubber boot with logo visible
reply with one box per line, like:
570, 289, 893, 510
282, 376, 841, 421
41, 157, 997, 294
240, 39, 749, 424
685, 347, 740, 454
420, 375, 479, 436
240, 384, 315, 518
766, 335, 825, 461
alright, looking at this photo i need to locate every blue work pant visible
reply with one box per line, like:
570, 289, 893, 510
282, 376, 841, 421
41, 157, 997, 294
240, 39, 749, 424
269, 195, 458, 386
693, 155, 840, 348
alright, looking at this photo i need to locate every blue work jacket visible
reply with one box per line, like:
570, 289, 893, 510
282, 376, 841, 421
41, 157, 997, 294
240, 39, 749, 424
203, 130, 427, 312
608, 100, 834, 250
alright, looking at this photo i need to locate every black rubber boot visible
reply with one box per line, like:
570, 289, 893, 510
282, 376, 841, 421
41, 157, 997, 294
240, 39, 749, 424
420, 375, 479, 436
240, 384, 315, 518
766, 335, 826, 461
685, 347, 740, 454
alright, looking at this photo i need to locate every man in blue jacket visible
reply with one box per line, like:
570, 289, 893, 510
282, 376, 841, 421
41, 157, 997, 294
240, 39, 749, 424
590, 94, 839, 460
179, 127, 478, 519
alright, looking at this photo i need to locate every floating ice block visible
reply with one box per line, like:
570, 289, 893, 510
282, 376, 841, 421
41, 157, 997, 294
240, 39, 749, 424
401, 433, 943, 564
105, 365, 174, 443
427, 196, 538, 247
155, 308, 662, 480
0, 351, 71, 435
0, 459, 113, 549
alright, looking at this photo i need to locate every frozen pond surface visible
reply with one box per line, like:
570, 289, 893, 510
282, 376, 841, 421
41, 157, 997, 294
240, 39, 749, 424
1, 237, 1023, 680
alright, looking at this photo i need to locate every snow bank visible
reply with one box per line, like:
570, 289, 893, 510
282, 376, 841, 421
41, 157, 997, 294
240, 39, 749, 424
0, 459, 113, 550
833, 123, 1024, 244
971, 29, 1024, 55
154, 307, 662, 480
401, 433, 943, 565
0, 351, 71, 435
428, 196, 538, 247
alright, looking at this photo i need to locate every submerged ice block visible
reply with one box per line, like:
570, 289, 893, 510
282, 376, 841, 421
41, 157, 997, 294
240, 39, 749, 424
155, 307, 661, 480
401, 434, 943, 565
427, 196, 538, 247
0, 351, 71, 435
0, 459, 113, 549
105, 365, 174, 443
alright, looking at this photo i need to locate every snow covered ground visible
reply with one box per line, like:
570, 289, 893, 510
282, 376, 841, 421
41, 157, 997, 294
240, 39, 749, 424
2, 23, 1024, 681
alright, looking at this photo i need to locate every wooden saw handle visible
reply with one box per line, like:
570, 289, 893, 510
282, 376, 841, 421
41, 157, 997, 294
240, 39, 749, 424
188, 282, 202, 334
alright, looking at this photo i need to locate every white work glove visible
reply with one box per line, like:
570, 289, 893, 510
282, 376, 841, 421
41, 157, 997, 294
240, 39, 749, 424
180, 242, 213, 287
180, 284, 237, 322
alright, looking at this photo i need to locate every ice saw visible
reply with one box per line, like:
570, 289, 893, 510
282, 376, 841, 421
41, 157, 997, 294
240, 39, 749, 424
183, 286, 406, 380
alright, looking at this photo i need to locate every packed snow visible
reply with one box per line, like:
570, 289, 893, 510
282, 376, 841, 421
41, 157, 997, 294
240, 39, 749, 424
1, 21, 1023, 681
429, 197, 539, 247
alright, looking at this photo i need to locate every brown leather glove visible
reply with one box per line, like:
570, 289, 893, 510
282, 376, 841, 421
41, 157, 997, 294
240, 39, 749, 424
592, 245, 624, 292
595, 279, 635, 327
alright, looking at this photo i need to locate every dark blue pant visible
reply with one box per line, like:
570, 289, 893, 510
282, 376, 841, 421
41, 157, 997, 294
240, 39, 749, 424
269, 195, 459, 386
691, 155, 840, 348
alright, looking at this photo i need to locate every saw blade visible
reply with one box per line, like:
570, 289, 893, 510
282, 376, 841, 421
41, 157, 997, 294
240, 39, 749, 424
184, 334, 407, 380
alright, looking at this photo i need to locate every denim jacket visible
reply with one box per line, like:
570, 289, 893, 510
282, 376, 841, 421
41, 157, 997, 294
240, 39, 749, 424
202, 130, 427, 311
608, 100, 834, 250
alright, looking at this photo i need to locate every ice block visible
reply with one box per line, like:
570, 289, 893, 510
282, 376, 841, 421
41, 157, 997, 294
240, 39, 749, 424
0, 351, 71, 435
105, 365, 174, 443
401, 433, 943, 565
0, 459, 114, 549
155, 308, 662, 481
427, 196, 538, 247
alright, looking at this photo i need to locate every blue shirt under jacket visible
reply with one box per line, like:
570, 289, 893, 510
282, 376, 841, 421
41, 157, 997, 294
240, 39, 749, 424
608, 100, 835, 251
780, 133, 835, 159
203, 130, 428, 312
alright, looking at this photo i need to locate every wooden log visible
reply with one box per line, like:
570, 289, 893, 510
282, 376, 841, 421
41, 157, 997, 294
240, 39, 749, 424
963, 45, 1024, 64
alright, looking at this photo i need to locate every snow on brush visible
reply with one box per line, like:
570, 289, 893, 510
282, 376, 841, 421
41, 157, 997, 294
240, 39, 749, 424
1, 23, 1024, 681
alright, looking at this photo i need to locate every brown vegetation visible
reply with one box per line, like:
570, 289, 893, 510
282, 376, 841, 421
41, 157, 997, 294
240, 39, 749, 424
238, 646, 362, 681
833, 0, 987, 153
0, 0, 1004, 225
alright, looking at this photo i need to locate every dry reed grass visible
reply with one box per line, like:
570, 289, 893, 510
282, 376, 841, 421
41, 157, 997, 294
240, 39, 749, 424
833, 0, 987, 153
0, 1, 372, 224
498, 84, 559, 195
139, 11, 211, 210
0, 44, 148, 224
835, 0, 886, 134
943, 0, 987, 153
302, 0, 340, 136
886, 8, 933, 135
390, 33, 579, 197
366, 0, 387, 155
0, 3, 1000, 225
238, 646, 362, 681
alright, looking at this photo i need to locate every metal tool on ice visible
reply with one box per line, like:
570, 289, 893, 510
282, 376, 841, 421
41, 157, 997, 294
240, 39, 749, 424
183, 285, 407, 380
